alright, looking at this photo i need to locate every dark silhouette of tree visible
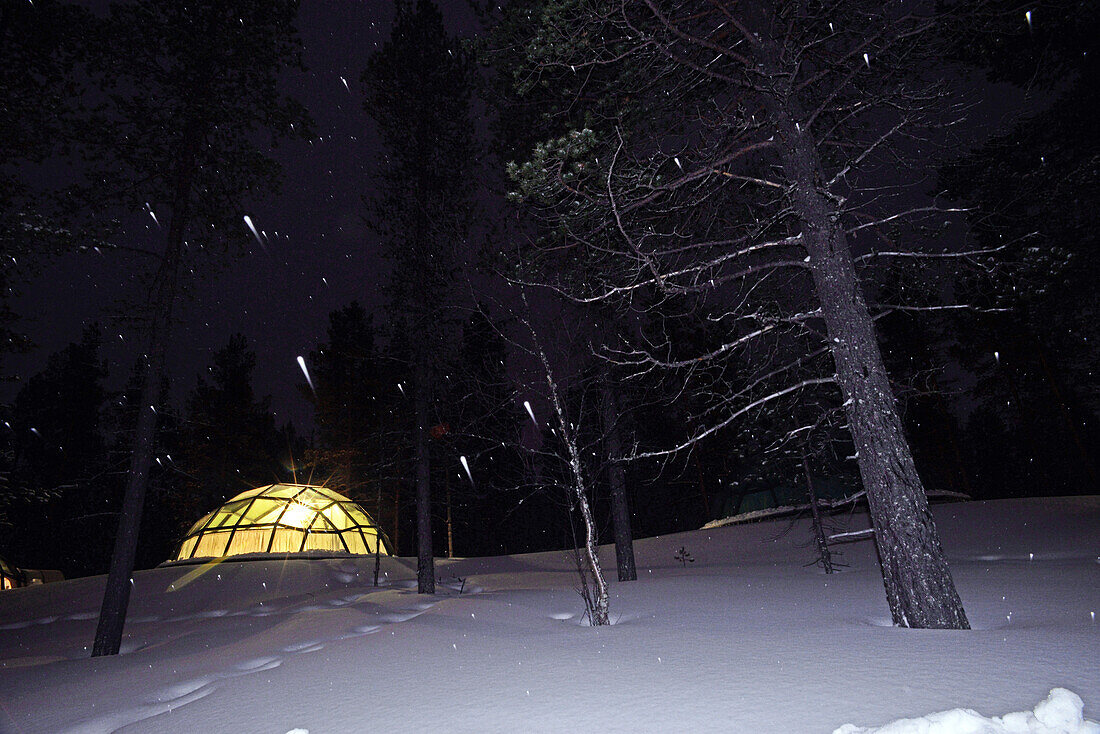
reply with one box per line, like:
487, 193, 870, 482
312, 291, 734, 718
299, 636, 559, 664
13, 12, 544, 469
1, 326, 113, 578
302, 303, 402, 543
938, 0, 1099, 493
435, 307, 525, 558
174, 334, 284, 520
0, 0, 92, 378
82, 0, 310, 657
362, 0, 477, 594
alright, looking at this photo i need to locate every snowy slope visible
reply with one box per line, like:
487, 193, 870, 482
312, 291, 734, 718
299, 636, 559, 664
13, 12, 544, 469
0, 496, 1096, 734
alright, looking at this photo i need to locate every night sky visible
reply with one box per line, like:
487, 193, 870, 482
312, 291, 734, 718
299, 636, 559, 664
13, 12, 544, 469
6, 0, 481, 429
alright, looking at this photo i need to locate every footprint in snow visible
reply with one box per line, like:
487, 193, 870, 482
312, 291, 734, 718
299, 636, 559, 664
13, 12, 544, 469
282, 640, 327, 653
152, 677, 215, 703
235, 656, 282, 672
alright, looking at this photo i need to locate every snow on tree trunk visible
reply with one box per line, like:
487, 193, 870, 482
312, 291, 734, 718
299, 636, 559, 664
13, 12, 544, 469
529, 321, 609, 625
774, 103, 969, 630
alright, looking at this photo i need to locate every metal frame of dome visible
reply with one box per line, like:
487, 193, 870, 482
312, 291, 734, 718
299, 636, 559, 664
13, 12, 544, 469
172, 483, 392, 562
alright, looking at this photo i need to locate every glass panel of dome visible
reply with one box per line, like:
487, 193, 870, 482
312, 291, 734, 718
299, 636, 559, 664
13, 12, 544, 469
303, 533, 343, 553
278, 501, 314, 529
269, 529, 305, 553
322, 505, 353, 530
268, 485, 305, 498
245, 499, 284, 524
185, 511, 215, 536
176, 536, 198, 560
194, 530, 232, 558
344, 505, 372, 528
207, 511, 234, 529
312, 486, 347, 502
225, 527, 269, 556
228, 487, 265, 502
343, 532, 368, 554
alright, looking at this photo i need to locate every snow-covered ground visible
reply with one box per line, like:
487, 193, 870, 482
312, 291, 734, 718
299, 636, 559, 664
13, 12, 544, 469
0, 496, 1096, 734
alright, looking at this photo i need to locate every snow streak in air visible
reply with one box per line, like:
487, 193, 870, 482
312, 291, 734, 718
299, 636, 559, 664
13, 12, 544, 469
523, 400, 538, 427
297, 356, 315, 393
243, 215, 267, 252
459, 455, 474, 485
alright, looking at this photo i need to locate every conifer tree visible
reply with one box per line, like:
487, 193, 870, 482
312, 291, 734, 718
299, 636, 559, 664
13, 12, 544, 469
362, 0, 477, 593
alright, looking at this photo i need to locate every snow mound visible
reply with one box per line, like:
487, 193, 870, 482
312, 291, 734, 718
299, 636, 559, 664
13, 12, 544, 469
833, 688, 1100, 734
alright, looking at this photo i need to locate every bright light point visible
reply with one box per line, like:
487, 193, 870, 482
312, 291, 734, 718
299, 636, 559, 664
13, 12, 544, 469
297, 355, 315, 393
863, 53, 870, 67
340, 75, 350, 92
397, 382, 406, 397
1025, 10, 1033, 29
281, 501, 313, 529
460, 455, 474, 485
523, 400, 537, 426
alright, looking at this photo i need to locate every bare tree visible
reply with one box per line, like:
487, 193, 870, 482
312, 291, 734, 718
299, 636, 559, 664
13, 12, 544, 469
519, 290, 610, 625
497, 0, 1005, 628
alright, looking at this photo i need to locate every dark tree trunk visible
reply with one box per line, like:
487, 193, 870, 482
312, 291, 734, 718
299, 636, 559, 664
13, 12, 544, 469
599, 373, 636, 582
374, 470, 383, 587
445, 476, 454, 558
803, 456, 833, 575
413, 355, 434, 594
771, 94, 968, 629
393, 479, 400, 554
90, 332, 165, 657
92, 134, 197, 656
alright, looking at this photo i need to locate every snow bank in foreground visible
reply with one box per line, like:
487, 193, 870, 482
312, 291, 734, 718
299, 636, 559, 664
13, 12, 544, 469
834, 688, 1099, 734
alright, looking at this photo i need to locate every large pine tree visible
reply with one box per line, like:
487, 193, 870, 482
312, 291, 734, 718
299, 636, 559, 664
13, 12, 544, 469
83, 0, 310, 657
362, 0, 477, 593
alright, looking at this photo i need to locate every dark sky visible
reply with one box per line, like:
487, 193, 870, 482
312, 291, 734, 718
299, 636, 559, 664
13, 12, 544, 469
7, 1, 481, 430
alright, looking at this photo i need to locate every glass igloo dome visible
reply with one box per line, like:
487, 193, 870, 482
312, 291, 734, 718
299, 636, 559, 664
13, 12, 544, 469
172, 484, 392, 562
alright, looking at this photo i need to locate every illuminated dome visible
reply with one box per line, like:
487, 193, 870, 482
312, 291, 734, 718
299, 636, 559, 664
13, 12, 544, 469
172, 484, 392, 562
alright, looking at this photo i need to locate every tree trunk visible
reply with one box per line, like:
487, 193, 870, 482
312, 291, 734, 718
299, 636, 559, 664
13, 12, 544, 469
528, 319, 609, 625
393, 480, 400, 554
445, 477, 454, 558
374, 472, 383, 587
413, 354, 434, 594
599, 373, 636, 582
773, 101, 968, 629
92, 132, 197, 656
803, 455, 833, 575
